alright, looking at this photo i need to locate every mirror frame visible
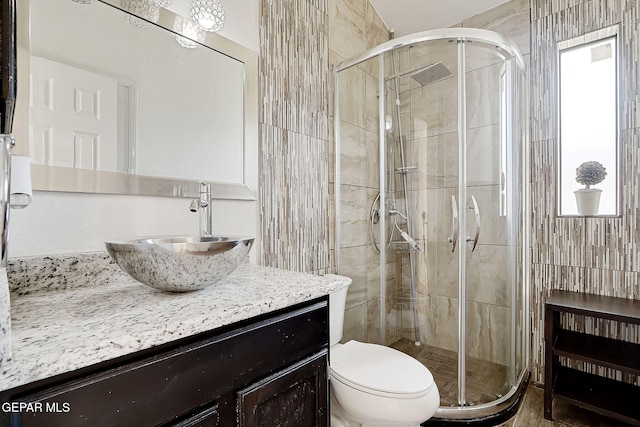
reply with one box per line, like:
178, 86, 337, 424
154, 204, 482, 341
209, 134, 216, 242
556, 24, 621, 217
19, 0, 258, 200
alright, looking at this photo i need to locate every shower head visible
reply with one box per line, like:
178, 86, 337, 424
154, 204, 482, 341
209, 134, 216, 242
410, 62, 452, 86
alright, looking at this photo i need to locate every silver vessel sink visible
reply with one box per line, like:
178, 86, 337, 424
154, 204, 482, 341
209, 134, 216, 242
105, 236, 254, 292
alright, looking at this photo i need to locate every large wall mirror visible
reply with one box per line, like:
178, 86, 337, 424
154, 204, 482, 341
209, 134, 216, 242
557, 25, 620, 216
15, 0, 257, 199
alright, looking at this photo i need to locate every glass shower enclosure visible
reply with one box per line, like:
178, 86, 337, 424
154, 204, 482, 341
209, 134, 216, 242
334, 28, 529, 420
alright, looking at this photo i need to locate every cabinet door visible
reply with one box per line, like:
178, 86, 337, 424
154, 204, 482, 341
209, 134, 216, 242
237, 351, 328, 427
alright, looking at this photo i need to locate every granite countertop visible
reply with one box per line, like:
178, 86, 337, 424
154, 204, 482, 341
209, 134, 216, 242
0, 258, 345, 392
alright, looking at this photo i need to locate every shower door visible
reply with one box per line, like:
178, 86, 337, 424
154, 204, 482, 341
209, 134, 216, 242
456, 40, 521, 407
335, 28, 528, 419
378, 34, 524, 408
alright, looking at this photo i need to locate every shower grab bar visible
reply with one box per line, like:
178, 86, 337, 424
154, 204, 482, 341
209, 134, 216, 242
466, 195, 480, 252
448, 195, 458, 253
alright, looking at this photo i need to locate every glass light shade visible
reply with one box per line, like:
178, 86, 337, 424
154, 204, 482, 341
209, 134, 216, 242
152, 0, 173, 7
173, 16, 206, 49
190, 0, 225, 32
121, 0, 160, 29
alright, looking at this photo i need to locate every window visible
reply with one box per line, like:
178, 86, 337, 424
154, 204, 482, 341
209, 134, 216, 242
557, 26, 619, 216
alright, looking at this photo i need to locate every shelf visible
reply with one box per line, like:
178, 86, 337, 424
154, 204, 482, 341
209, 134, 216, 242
546, 291, 640, 324
545, 290, 640, 424
553, 367, 640, 426
554, 329, 640, 375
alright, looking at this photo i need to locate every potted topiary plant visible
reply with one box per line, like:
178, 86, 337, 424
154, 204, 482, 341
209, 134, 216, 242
574, 161, 607, 215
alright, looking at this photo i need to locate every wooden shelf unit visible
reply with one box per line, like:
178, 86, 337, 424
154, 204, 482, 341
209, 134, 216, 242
544, 290, 640, 426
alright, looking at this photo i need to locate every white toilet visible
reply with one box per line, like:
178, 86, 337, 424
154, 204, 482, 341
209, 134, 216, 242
326, 274, 440, 427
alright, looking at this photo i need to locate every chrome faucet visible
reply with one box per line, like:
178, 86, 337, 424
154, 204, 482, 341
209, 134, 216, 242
189, 181, 212, 237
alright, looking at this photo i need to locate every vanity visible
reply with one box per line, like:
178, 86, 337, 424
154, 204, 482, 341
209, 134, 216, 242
0, 0, 337, 423
0, 257, 344, 426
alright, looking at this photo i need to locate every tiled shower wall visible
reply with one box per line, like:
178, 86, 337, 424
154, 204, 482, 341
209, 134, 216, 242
259, 0, 640, 387
529, 0, 640, 384
259, 0, 391, 337
328, 1, 390, 343
334, 0, 531, 359
406, 0, 531, 365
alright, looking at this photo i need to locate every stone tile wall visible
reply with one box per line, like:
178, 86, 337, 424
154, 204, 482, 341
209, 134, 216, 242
258, 0, 390, 341
529, 0, 640, 384
258, 0, 330, 273
258, 0, 640, 386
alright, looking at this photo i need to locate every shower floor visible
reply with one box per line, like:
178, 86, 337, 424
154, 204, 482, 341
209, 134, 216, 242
391, 338, 510, 406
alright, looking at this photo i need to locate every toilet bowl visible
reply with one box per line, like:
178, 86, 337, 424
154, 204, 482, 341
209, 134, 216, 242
325, 274, 440, 427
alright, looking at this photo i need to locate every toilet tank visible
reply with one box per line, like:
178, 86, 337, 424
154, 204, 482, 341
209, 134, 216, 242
324, 274, 352, 347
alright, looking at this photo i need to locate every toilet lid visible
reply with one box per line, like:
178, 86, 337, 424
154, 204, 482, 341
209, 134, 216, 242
330, 340, 434, 397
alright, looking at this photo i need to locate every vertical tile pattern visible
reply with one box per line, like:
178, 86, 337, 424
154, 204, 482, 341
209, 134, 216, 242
258, 0, 388, 279
259, 125, 329, 272
259, 0, 640, 388
259, 0, 330, 273
529, 0, 640, 384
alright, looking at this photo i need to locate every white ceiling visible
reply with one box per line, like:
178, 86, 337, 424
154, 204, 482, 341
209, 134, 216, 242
369, 0, 512, 36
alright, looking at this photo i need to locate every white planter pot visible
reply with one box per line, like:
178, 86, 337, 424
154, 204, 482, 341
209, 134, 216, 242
574, 188, 602, 216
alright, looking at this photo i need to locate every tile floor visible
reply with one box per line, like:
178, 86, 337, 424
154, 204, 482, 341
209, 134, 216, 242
497, 385, 630, 426
391, 339, 510, 406
391, 339, 631, 426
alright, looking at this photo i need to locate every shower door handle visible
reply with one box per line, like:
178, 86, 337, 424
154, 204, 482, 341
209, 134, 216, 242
448, 195, 458, 253
466, 195, 480, 252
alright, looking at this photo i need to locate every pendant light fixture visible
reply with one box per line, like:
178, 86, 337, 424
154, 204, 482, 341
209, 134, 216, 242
121, 0, 159, 29
190, 0, 225, 32
174, 16, 206, 49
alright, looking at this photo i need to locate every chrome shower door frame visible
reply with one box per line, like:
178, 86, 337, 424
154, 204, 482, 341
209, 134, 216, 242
334, 27, 530, 421
456, 37, 468, 407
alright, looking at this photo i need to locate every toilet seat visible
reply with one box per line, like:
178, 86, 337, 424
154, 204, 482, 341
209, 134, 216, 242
330, 340, 435, 399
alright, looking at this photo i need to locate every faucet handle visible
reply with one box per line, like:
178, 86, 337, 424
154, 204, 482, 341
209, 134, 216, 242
195, 180, 213, 237
199, 181, 211, 195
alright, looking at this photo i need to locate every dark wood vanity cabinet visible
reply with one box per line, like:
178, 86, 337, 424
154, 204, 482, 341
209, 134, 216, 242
544, 290, 640, 426
0, 297, 329, 427
237, 352, 327, 426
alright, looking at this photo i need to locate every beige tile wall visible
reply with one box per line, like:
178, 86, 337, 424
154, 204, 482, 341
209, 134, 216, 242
330, 0, 392, 345
391, 0, 530, 365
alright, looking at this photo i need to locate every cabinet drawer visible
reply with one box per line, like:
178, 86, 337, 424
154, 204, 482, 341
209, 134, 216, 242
6, 299, 328, 427
163, 403, 219, 427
